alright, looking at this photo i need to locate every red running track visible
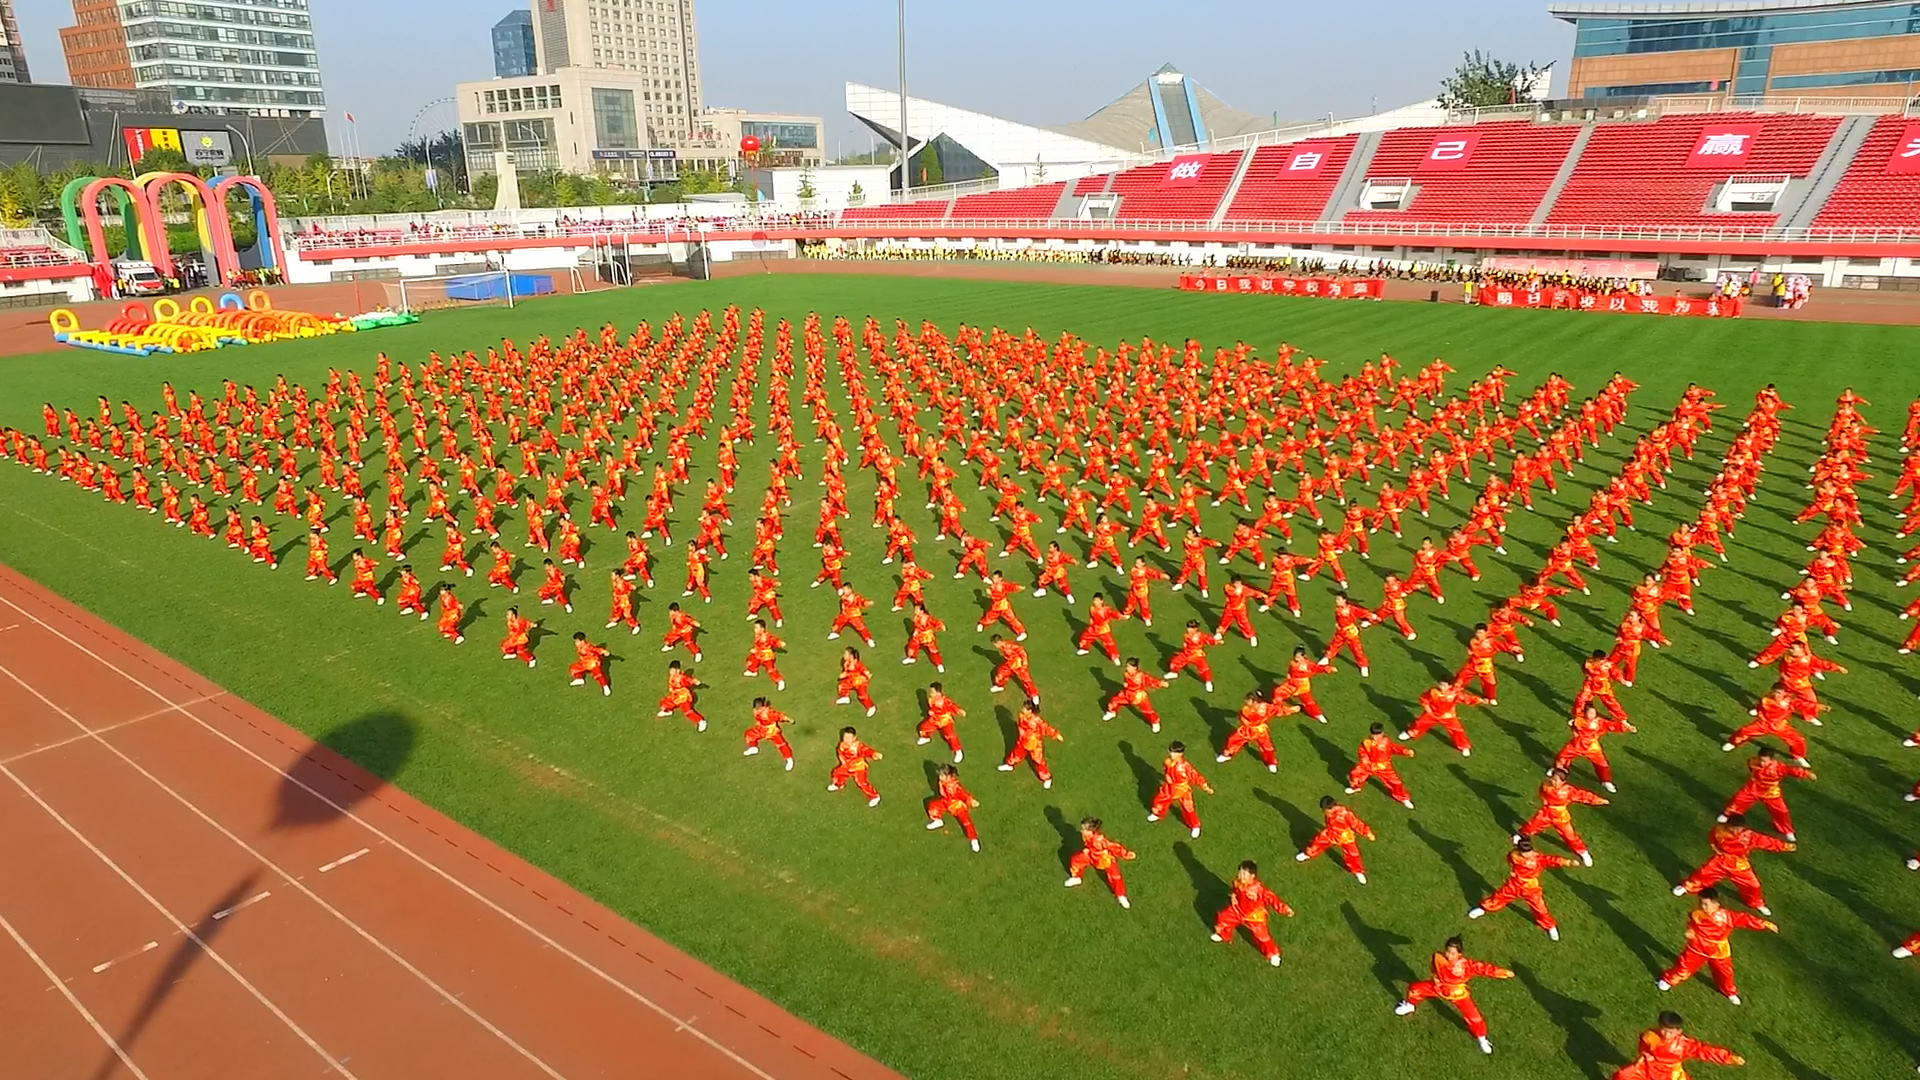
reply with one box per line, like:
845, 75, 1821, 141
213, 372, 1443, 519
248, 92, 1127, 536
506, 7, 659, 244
0, 561, 900, 1080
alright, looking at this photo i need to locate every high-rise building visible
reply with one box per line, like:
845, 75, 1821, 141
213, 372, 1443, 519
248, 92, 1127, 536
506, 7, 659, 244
59, 0, 328, 117
0, 0, 31, 84
493, 10, 537, 78
529, 0, 702, 134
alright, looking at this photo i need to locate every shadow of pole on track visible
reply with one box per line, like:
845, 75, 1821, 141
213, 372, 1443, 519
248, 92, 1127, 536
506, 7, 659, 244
273, 708, 418, 829
93, 711, 415, 1080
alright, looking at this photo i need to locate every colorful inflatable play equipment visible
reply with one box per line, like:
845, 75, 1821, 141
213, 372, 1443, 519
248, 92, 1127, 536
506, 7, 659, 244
48, 291, 375, 356
59, 173, 288, 287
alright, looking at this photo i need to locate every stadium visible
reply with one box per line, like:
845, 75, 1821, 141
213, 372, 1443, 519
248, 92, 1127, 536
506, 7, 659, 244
0, 1, 1918, 1079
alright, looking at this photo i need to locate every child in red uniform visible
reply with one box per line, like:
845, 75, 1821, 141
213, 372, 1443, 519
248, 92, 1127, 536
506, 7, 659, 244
1210, 860, 1295, 967
743, 619, 787, 689
568, 631, 611, 695
989, 634, 1040, 702
435, 586, 465, 644
1296, 795, 1375, 885
1517, 768, 1609, 866
1075, 594, 1126, 664
1273, 645, 1335, 723
977, 570, 1027, 639
486, 542, 518, 593
1609, 1011, 1744, 1080
1656, 888, 1777, 1004
536, 558, 572, 613
1347, 722, 1416, 808
1555, 704, 1635, 793
1146, 741, 1214, 839
348, 549, 382, 603
828, 725, 883, 806
395, 565, 429, 619
1394, 935, 1514, 1056
1064, 817, 1136, 908
1162, 620, 1218, 692
829, 583, 877, 647
1218, 692, 1296, 773
1717, 746, 1815, 841
742, 697, 794, 770
500, 606, 535, 666
998, 702, 1061, 787
924, 763, 981, 852
660, 602, 703, 661
606, 571, 639, 634
836, 647, 876, 716
904, 601, 947, 671
1469, 836, 1578, 940
1401, 678, 1488, 756
656, 660, 705, 729
1673, 813, 1794, 915
1102, 658, 1167, 732
915, 682, 967, 763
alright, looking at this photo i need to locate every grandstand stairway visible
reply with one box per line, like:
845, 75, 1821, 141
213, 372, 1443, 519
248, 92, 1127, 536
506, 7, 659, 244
1529, 124, 1595, 227
1208, 151, 1261, 228
1320, 131, 1384, 223
1776, 115, 1877, 233
1050, 182, 1082, 220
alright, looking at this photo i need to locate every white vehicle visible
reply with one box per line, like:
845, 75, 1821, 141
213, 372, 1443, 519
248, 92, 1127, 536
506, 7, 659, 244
113, 260, 167, 296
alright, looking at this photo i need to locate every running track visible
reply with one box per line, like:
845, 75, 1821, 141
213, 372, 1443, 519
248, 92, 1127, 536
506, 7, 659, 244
0, 561, 899, 1080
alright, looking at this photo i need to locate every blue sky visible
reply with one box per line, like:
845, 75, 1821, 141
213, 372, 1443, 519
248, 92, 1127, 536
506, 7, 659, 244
11, 0, 1574, 157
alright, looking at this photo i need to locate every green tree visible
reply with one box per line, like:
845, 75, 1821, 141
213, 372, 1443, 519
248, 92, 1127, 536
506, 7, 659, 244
796, 167, 818, 202
134, 148, 192, 176
679, 167, 729, 195
847, 180, 865, 206
1437, 50, 1544, 109
552, 173, 581, 207
913, 145, 943, 187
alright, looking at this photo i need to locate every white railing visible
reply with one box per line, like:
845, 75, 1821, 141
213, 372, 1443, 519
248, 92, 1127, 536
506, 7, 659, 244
0, 228, 87, 266
285, 213, 1920, 253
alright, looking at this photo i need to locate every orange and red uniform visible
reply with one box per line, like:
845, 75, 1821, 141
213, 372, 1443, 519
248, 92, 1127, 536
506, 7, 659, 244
568, 638, 610, 690
1402, 950, 1513, 1040
1609, 1027, 1742, 1080
1347, 732, 1415, 803
1211, 876, 1294, 961
829, 736, 881, 799
1405, 683, 1487, 754
1477, 847, 1576, 933
1104, 667, 1167, 730
917, 694, 966, 755
1721, 755, 1814, 838
656, 667, 703, 726
742, 703, 792, 762
991, 637, 1039, 700
1148, 756, 1212, 831
1659, 905, 1777, 999
1518, 777, 1608, 858
500, 610, 534, 663
925, 772, 978, 841
1067, 830, 1135, 898
1301, 802, 1375, 875
1677, 822, 1793, 910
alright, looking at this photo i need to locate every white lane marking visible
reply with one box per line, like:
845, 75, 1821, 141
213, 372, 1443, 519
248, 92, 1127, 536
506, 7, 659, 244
0, 759, 354, 1078
210, 891, 272, 922
0, 661, 570, 1080
0, 588, 788, 1080
0, 910, 152, 1078
91, 940, 159, 974
318, 848, 369, 874
0, 694, 228, 766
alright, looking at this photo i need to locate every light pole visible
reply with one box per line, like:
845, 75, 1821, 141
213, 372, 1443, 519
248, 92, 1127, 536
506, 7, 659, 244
897, 0, 909, 195
223, 124, 256, 175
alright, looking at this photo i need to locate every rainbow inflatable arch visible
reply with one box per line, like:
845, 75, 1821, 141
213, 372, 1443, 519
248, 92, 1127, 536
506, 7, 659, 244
59, 173, 288, 285
45, 290, 392, 356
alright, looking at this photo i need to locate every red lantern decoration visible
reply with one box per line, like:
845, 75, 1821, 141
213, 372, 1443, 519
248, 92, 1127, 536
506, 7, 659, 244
739, 135, 761, 155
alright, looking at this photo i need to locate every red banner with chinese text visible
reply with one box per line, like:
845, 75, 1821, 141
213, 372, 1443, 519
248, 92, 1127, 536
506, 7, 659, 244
1885, 122, 1920, 175
1473, 287, 1742, 318
1178, 275, 1387, 299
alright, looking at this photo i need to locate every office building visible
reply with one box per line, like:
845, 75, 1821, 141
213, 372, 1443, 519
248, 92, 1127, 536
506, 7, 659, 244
456, 67, 820, 182
59, 0, 328, 117
530, 0, 702, 128
494, 9, 537, 78
1557, 0, 1920, 101
0, 0, 30, 83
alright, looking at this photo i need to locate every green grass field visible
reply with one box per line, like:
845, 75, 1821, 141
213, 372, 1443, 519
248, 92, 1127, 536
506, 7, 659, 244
2, 276, 1917, 1080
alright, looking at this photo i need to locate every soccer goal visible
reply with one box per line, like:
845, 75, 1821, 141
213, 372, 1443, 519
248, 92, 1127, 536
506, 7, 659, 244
379, 270, 536, 315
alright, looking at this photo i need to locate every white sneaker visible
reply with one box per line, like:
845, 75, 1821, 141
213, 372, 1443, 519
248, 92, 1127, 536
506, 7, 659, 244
1672, 885, 1687, 896
1726, 995, 1741, 1006
1064, 876, 1082, 888
1468, 907, 1485, 919
1394, 1002, 1415, 1016
1295, 852, 1309, 862
868, 795, 881, 807
926, 819, 945, 831
1657, 980, 1672, 992
1190, 826, 1201, 839
1548, 927, 1560, 941
1354, 872, 1367, 885
1116, 896, 1130, 910
970, 839, 980, 852
1580, 851, 1593, 867
1477, 1037, 1493, 1055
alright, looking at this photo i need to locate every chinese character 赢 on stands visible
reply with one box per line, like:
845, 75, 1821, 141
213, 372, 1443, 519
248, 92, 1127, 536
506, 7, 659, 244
1698, 133, 1750, 156
1288, 152, 1323, 171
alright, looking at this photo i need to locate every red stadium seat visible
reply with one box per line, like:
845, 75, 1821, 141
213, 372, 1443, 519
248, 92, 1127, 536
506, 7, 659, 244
1810, 115, 1920, 232
1221, 138, 1359, 223
841, 202, 954, 223
1546, 114, 1838, 232
1344, 121, 1580, 225
949, 182, 1069, 221
1106, 152, 1244, 221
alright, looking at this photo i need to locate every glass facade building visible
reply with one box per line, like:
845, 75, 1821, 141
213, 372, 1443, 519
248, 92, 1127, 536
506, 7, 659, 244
492, 9, 536, 78
1556, 1, 1920, 99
